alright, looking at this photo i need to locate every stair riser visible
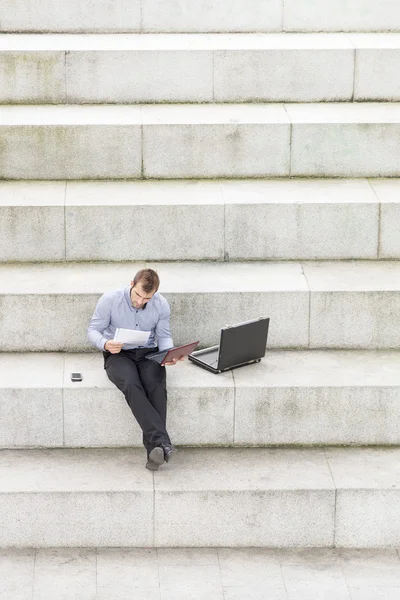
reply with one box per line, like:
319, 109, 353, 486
1, 202, 389, 262
1, 489, 399, 547
0, 490, 334, 547
3, 179, 400, 262
2, 386, 400, 448
0, 291, 308, 350
2, 47, 400, 104
2, 0, 400, 32
1, 290, 400, 350
2, 121, 400, 178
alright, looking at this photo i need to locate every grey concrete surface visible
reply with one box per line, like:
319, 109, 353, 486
154, 448, 335, 547
3, 548, 400, 600
143, 122, 290, 178
0, 389, 63, 448
288, 103, 400, 177
0, 34, 398, 104
66, 49, 214, 103
66, 201, 224, 261
329, 448, 400, 547
310, 290, 400, 348
1, 206, 64, 260
145, 105, 289, 176
62, 354, 235, 447
0, 124, 142, 179
283, 0, 400, 31
0, 261, 309, 350
214, 46, 353, 102
233, 351, 400, 445
354, 40, 400, 101
0, 549, 35, 600
0, 447, 335, 548
0, 449, 154, 546
2, 448, 400, 547
65, 179, 224, 261
1, 260, 400, 350
141, 0, 282, 33
223, 179, 379, 260
33, 548, 96, 600
0, 180, 65, 261
1, 178, 388, 262
3, 0, 400, 32
3, 350, 400, 448
1, 178, 397, 261
1, 104, 400, 179
370, 179, 400, 259
0, 0, 142, 32
0, 51, 65, 103
304, 261, 400, 348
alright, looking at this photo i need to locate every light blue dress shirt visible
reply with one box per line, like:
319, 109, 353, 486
87, 286, 173, 352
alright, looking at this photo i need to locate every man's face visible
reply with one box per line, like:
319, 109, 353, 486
130, 280, 155, 309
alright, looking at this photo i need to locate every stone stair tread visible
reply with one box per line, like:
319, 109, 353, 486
1, 178, 389, 207
0, 260, 398, 351
1, 350, 400, 389
2, 32, 400, 51
0, 260, 399, 294
1, 447, 400, 547
2, 350, 400, 449
2, 180, 398, 263
1, 104, 399, 179
1, 446, 400, 493
2, 103, 400, 125
3, 34, 400, 106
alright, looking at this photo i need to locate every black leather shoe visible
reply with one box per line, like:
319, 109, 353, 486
161, 443, 176, 463
145, 447, 164, 471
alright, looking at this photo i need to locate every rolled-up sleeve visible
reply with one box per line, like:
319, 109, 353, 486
155, 300, 173, 351
87, 293, 113, 351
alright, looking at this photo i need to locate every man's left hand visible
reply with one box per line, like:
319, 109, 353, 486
164, 356, 186, 366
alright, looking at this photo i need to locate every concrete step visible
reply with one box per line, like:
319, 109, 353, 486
0, 260, 399, 351
1, 103, 400, 179
3, 548, 400, 599
1, 350, 400, 449
1, 446, 399, 547
2, 179, 399, 262
2, 33, 400, 104
2, 0, 400, 33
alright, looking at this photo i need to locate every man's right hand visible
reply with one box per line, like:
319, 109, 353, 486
104, 340, 124, 354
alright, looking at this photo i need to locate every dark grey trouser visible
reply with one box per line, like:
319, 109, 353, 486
104, 348, 171, 456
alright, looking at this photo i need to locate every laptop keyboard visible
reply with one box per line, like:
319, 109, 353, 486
147, 351, 168, 364
201, 349, 219, 366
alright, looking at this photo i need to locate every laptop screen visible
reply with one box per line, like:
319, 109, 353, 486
217, 317, 269, 371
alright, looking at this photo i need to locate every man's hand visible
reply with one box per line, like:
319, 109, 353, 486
104, 340, 124, 354
164, 356, 186, 366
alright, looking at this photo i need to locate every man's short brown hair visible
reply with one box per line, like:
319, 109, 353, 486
133, 269, 160, 294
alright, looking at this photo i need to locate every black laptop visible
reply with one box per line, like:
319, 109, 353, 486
188, 317, 270, 374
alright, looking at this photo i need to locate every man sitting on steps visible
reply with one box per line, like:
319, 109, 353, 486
87, 268, 182, 471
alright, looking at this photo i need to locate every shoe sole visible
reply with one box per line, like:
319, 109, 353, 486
146, 447, 165, 471
164, 448, 177, 464
145, 460, 160, 472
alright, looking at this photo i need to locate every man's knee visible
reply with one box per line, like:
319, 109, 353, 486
139, 363, 166, 393
105, 357, 142, 392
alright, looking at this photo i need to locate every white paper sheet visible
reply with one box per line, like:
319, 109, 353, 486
114, 328, 150, 345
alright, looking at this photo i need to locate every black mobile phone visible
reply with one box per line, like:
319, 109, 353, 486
71, 372, 82, 382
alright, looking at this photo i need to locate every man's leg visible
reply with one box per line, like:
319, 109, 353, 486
136, 355, 171, 455
137, 358, 169, 429
104, 352, 170, 453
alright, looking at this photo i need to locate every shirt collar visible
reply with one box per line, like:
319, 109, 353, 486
127, 285, 148, 310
